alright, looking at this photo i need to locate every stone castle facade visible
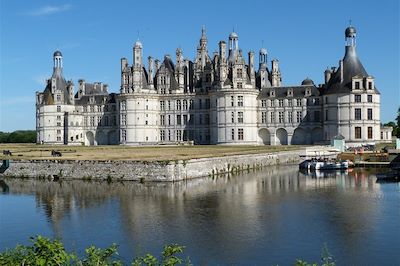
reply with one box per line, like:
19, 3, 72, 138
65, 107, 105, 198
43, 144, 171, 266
36, 26, 391, 146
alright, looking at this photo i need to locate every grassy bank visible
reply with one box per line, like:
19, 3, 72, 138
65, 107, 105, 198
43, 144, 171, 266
0, 143, 304, 161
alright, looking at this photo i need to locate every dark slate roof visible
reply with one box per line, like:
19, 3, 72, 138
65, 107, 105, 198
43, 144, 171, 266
53, 50, 62, 57
258, 85, 320, 99
325, 46, 379, 94
75, 93, 116, 105
301, 78, 314, 86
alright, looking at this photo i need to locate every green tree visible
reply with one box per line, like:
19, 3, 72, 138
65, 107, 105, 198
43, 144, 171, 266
396, 107, 400, 137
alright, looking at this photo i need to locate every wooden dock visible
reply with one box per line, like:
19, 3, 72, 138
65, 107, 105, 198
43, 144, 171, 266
354, 161, 390, 168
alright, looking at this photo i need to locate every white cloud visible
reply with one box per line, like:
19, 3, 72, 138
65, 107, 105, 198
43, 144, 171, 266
27, 4, 71, 16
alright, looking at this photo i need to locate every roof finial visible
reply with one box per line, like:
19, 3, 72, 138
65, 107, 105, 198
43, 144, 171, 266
137, 30, 140, 41
349, 19, 352, 26
202, 25, 205, 36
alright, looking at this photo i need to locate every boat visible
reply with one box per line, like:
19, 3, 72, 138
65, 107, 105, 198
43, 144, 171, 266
299, 158, 349, 170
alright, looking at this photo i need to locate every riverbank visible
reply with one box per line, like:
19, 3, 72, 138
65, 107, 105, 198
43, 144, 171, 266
0, 146, 338, 181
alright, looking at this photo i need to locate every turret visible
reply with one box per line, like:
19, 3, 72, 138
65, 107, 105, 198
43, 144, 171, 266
148, 56, 154, 85
133, 40, 143, 67
53, 50, 63, 76
271, 59, 281, 87
324, 68, 332, 84
248, 51, 255, 85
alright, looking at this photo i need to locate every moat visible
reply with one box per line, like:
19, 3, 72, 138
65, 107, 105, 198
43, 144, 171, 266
0, 165, 399, 265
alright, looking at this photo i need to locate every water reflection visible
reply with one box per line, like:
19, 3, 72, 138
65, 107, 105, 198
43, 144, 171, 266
1, 166, 399, 265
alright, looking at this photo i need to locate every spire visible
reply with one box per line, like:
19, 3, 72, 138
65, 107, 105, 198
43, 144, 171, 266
53, 50, 63, 76
199, 26, 207, 48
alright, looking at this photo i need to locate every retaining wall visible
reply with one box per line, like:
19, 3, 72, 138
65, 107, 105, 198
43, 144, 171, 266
1, 150, 308, 182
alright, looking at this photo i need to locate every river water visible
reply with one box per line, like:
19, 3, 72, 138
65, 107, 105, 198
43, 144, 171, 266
0, 165, 399, 265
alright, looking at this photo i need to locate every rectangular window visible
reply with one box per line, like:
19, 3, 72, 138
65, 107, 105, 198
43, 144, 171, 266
288, 112, 293, 123
367, 95, 373, 103
261, 112, 267, 123
278, 111, 284, 123
57, 116, 61, 121
57, 129, 61, 135
231, 128, 235, 140
205, 114, 210, 124
296, 99, 301, 106
160, 115, 165, 126
238, 128, 244, 140
168, 100, 171, 110
121, 115, 126, 126
160, 130, 165, 141
183, 100, 188, 110
325, 109, 329, 121
237, 96, 243, 107
120, 101, 126, 111
177, 115, 181, 125
270, 112, 275, 123
183, 115, 187, 125
168, 130, 171, 141
288, 100, 293, 107
231, 96, 234, 107
97, 116, 102, 126
160, 101, 165, 111
189, 99, 194, 110
177, 100, 181, 110
83, 106, 87, 112
84, 117, 88, 126
355, 108, 361, 120
168, 115, 171, 125
90, 116, 95, 126
176, 130, 182, 141
56, 94, 61, 102
237, 68, 242, 78
367, 108, 373, 120
237, 82, 242, 88
355, 81, 360, 89
278, 99, 284, 107
314, 98, 320, 105
355, 95, 361, 102
121, 130, 126, 141
97, 105, 102, 112
231, 112, 234, 123
314, 111, 320, 122
57, 106, 61, 112
355, 127, 361, 139
90, 105, 94, 112
368, 127, 373, 139
271, 100, 275, 107
261, 100, 267, 107
238, 112, 243, 123
296, 111, 302, 123
368, 82, 372, 90
205, 99, 210, 109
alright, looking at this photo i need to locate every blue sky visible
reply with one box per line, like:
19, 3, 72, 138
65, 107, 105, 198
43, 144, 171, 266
0, 0, 399, 131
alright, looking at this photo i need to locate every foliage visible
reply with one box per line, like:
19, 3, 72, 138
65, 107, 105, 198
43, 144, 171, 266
0, 130, 36, 143
0, 236, 189, 266
132, 244, 191, 266
295, 244, 335, 266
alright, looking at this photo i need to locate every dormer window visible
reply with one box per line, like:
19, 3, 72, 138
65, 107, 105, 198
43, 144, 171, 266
355, 82, 360, 89
368, 81, 372, 90
287, 89, 293, 96
270, 90, 275, 97
305, 88, 312, 96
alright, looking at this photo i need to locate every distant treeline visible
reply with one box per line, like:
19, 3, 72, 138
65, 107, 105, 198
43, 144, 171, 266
0, 130, 36, 143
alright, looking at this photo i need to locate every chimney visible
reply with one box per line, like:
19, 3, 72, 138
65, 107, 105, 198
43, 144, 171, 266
339, 60, 344, 83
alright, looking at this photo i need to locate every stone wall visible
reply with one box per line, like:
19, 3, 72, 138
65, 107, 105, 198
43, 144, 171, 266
1, 149, 324, 182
